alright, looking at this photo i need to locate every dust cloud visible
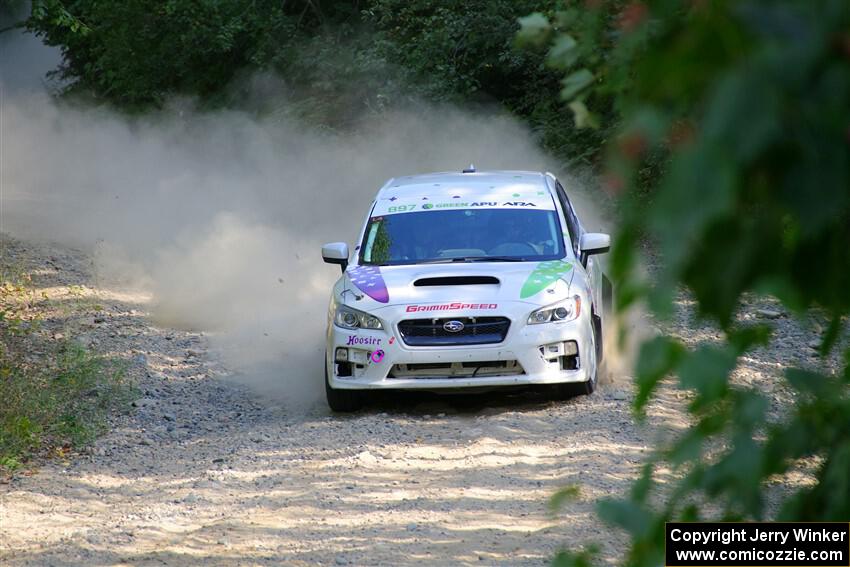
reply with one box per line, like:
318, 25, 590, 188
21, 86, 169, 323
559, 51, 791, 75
1, 28, 632, 409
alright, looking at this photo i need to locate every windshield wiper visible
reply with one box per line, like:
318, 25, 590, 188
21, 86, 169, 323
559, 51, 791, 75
462, 256, 527, 262
419, 256, 527, 264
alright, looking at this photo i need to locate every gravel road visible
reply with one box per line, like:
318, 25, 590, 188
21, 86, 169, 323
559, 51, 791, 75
0, 236, 839, 566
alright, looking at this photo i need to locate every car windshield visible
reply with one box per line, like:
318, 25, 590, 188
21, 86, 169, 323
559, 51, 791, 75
359, 209, 567, 266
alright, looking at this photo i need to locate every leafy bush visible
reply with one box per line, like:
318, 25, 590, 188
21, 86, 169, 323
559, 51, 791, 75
522, 0, 850, 564
26, 0, 608, 164
0, 341, 132, 471
1, 269, 132, 472
365, 0, 609, 163
28, 0, 308, 107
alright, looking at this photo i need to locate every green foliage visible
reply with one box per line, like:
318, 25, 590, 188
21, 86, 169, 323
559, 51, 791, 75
553, 545, 600, 567
549, 484, 581, 512
517, 2, 630, 128
362, 0, 611, 163
0, 273, 44, 336
25, 0, 608, 165
531, 0, 850, 564
0, 269, 132, 472
0, 340, 132, 471
28, 0, 307, 107
367, 0, 548, 100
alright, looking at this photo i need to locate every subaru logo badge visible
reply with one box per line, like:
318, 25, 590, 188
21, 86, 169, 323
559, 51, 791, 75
443, 320, 465, 333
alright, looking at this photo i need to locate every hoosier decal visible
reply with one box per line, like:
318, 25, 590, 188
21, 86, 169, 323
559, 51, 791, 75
346, 336, 382, 346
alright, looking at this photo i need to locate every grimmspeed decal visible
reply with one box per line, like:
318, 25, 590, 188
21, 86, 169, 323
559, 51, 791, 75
347, 265, 389, 303
520, 260, 573, 299
405, 303, 498, 312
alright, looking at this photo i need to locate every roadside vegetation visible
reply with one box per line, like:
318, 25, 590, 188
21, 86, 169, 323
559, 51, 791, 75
518, 0, 850, 564
0, 261, 132, 475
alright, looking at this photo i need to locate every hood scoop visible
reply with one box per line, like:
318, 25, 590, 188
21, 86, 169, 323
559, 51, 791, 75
414, 276, 500, 287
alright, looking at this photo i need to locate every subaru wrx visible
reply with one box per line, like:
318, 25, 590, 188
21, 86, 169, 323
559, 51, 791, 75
321, 169, 611, 411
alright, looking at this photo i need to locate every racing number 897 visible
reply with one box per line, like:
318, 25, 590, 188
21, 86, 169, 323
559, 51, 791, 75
387, 205, 416, 213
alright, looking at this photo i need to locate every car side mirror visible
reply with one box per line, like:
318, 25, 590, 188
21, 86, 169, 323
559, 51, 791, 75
579, 233, 610, 266
580, 233, 611, 255
322, 242, 349, 272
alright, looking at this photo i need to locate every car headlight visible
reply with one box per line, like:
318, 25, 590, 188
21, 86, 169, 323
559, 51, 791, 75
528, 295, 581, 324
334, 304, 384, 330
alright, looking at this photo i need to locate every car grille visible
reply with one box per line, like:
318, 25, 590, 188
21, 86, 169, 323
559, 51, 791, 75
389, 360, 524, 379
397, 317, 510, 346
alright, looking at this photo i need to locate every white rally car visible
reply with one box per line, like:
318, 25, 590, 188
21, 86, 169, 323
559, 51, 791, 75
321, 169, 611, 411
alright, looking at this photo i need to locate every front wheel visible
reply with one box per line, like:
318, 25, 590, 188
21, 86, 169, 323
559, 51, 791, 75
325, 358, 365, 412
549, 318, 599, 400
573, 313, 601, 395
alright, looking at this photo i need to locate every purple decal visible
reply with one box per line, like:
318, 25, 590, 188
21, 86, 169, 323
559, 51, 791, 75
371, 350, 385, 363
389, 196, 398, 201
347, 336, 382, 346
348, 265, 389, 303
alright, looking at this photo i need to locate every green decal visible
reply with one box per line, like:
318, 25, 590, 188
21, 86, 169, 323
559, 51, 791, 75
520, 260, 573, 299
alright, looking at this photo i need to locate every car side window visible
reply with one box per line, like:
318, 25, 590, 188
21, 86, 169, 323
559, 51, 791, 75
555, 180, 581, 256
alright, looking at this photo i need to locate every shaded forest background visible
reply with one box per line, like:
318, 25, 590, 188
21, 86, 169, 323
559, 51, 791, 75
12, 0, 611, 167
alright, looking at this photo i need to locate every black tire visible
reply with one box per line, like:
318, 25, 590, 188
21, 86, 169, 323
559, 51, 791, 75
325, 359, 364, 412
577, 311, 602, 395
592, 310, 604, 365
571, 364, 597, 396
548, 382, 577, 401
601, 274, 614, 322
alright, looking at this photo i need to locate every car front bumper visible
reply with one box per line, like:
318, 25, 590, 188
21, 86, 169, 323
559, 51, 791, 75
325, 310, 594, 391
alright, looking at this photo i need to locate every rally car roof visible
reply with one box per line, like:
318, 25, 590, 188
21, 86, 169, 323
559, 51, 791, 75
376, 170, 553, 201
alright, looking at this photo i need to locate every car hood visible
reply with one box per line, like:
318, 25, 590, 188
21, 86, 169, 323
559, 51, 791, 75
342, 260, 577, 309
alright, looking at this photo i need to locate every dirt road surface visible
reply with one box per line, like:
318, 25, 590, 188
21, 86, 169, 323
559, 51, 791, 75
0, 236, 829, 566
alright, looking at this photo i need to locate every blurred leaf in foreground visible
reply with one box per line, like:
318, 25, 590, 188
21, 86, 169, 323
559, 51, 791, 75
524, 0, 850, 564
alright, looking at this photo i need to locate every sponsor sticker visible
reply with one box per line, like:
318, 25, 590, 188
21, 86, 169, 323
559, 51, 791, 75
419, 201, 536, 210
346, 336, 382, 346
372, 191, 554, 216
370, 350, 385, 363
520, 260, 573, 299
347, 265, 389, 303
406, 303, 497, 312
387, 204, 417, 213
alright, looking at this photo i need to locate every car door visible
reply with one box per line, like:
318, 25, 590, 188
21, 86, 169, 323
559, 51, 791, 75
554, 179, 603, 316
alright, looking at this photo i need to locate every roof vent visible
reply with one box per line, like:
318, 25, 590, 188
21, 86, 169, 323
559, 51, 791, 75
462, 163, 476, 173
